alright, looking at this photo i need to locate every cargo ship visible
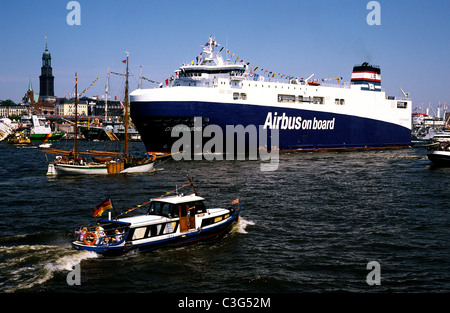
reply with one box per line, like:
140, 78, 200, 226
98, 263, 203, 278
130, 36, 411, 154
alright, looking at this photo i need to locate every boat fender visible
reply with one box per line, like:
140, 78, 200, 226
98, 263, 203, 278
83, 232, 98, 246
124, 242, 133, 252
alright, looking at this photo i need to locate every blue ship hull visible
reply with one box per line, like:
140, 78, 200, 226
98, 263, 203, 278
130, 101, 411, 153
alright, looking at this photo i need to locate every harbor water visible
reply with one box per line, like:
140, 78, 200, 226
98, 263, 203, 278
0, 140, 449, 293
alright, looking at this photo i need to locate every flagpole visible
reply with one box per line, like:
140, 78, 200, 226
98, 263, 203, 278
110, 196, 119, 220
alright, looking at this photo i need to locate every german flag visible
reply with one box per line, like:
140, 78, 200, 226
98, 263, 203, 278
92, 197, 113, 217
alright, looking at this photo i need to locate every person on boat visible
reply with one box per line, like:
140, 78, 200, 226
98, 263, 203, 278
96, 222, 105, 232
95, 226, 106, 244
113, 229, 123, 242
76, 227, 87, 241
68, 150, 74, 160
146, 152, 156, 162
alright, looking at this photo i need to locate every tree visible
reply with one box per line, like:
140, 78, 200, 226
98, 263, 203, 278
1, 99, 18, 106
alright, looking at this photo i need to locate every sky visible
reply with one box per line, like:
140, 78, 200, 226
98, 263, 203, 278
1, 0, 449, 113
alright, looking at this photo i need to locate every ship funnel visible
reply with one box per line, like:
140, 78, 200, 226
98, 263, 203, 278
351, 62, 381, 91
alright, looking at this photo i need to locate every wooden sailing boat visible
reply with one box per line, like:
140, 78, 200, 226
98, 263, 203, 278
45, 55, 156, 175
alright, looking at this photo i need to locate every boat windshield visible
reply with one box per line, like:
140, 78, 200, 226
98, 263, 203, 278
148, 201, 177, 217
148, 200, 207, 218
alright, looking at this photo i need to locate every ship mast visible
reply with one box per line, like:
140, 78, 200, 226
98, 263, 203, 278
124, 52, 129, 157
74, 72, 78, 160
105, 68, 109, 120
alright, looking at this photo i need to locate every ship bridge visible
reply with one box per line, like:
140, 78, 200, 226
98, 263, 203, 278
172, 36, 247, 87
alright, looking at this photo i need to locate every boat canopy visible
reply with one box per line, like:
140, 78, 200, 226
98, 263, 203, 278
154, 193, 205, 204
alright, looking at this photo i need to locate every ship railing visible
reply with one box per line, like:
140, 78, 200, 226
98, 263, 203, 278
75, 225, 129, 247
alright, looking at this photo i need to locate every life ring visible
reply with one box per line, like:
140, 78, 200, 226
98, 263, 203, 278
83, 232, 98, 246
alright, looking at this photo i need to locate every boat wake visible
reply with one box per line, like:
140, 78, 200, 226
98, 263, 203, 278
234, 217, 255, 234
0, 244, 97, 293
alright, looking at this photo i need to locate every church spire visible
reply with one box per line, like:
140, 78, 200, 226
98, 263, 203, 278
28, 78, 33, 92
39, 37, 55, 100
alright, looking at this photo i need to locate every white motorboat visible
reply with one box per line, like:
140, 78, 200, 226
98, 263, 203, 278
72, 180, 242, 256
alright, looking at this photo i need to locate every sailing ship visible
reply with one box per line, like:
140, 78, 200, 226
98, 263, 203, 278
45, 54, 156, 175
72, 178, 243, 256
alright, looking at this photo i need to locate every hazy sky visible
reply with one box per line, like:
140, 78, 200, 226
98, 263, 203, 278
1, 0, 449, 113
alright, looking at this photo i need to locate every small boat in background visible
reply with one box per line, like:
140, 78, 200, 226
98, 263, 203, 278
45, 55, 158, 175
8, 131, 31, 145
25, 115, 64, 141
72, 178, 242, 256
39, 142, 52, 148
427, 143, 450, 167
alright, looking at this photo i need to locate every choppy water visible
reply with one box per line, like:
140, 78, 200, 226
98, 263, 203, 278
0, 140, 449, 293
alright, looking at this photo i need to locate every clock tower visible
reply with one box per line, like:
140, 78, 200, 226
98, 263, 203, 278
39, 41, 55, 100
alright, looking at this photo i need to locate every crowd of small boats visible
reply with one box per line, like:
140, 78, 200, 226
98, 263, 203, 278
45, 56, 164, 175
0, 114, 138, 146
0, 115, 63, 145
411, 111, 450, 166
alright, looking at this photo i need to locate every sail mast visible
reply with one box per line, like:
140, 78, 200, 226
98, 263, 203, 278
124, 52, 129, 157
105, 68, 109, 121
74, 72, 78, 160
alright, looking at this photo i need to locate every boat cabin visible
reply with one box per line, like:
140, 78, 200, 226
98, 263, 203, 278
147, 194, 207, 232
